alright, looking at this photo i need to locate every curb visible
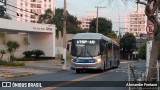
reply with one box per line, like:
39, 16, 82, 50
0, 66, 34, 70
1, 72, 33, 78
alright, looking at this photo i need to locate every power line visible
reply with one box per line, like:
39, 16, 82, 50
6, 3, 39, 16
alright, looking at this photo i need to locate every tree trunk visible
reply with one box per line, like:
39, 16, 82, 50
0, 54, 3, 60
147, 40, 158, 81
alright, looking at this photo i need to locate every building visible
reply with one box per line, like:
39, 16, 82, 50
6, 0, 55, 22
0, 18, 56, 59
78, 12, 96, 30
124, 8, 147, 38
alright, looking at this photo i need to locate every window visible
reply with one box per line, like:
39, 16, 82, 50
31, 0, 36, 2
31, 20, 36, 23
37, 9, 41, 14
25, 3, 28, 6
37, 0, 42, 3
44, 4, 46, 7
31, 9, 36, 13
20, 3, 23, 6
49, 5, 51, 8
31, 15, 36, 19
37, 4, 41, 8
20, 14, 23, 17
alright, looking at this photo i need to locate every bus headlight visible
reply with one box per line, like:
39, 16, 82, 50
71, 59, 76, 62
97, 58, 101, 63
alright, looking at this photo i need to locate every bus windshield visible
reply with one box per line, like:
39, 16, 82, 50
71, 40, 100, 57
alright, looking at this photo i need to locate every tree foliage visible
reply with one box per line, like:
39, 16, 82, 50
37, 9, 53, 24
37, 8, 83, 38
138, 43, 146, 60
6, 41, 20, 60
0, 6, 6, 17
0, 32, 6, 44
0, 50, 6, 60
89, 17, 112, 35
106, 31, 117, 38
0, 6, 11, 19
120, 32, 136, 54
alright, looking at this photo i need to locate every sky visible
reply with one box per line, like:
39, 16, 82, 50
55, 0, 141, 33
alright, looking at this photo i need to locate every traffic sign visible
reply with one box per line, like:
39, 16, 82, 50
146, 24, 154, 34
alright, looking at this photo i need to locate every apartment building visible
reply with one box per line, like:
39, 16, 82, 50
124, 8, 147, 38
78, 12, 96, 30
6, 0, 55, 22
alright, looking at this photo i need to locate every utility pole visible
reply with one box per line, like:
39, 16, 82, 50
62, 0, 67, 70
95, 6, 106, 33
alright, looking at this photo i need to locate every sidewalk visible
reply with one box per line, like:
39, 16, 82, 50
0, 59, 70, 79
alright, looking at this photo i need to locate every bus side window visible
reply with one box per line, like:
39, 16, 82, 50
100, 40, 105, 55
108, 43, 112, 60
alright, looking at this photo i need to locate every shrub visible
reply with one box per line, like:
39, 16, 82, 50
32, 49, 45, 59
138, 44, 146, 60
0, 60, 8, 65
0, 50, 6, 60
6, 40, 20, 61
8, 61, 25, 66
23, 51, 34, 58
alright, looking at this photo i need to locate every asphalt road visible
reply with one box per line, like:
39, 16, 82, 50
0, 60, 146, 90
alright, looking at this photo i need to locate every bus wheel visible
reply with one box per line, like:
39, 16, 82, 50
116, 61, 119, 68
76, 69, 81, 73
100, 62, 105, 73
103, 62, 106, 71
110, 61, 112, 69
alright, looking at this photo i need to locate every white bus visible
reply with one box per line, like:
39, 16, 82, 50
68, 33, 120, 73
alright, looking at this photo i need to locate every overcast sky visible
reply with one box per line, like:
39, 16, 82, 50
55, 0, 142, 32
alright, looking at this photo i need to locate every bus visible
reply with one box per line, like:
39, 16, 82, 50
68, 33, 120, 73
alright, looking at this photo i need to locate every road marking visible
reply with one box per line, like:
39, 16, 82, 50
40, 73, 102, 90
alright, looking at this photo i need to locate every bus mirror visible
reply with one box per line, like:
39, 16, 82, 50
67, 44, 70, 51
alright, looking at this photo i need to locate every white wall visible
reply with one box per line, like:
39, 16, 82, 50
0, 18, 55, 33
0, 34, 27, 60
55, 34, 75, 55
28, 32, 55, 57
0, 18, 56, 59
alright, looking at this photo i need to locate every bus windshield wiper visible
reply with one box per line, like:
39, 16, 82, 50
77, 50, 84, 58
86, 49, 93, 59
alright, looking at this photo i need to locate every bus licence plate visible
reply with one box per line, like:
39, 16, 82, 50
83, 66, 88, 68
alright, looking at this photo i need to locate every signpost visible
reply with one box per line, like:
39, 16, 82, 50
146, 24, 154, 35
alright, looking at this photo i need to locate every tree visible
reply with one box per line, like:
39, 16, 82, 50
0, 32, 6, 45
37, 8, 83, 38
0, 50, 6, 60
0, 6, 6, 17
120, 32, 136, 60
106, 31, 117, 38
138, 43, 146, 60
89, 17, 112, 35
136, 0, 160, 81
6, 41, 20, 60
37, 9, 53, 24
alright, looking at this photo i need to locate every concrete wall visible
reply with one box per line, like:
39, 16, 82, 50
55, 34, 75, 55
0, 34, 27, 60
28, 32, 55, 57
0, 33, 75, 60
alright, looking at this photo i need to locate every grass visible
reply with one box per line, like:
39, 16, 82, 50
0, 60, 25, 66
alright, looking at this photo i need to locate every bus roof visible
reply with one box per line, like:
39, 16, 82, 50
72, 33, 119, 46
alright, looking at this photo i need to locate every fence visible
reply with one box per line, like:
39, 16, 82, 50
128, 62, 159, 90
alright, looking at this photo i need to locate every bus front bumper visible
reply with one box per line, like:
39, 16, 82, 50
70, 62, 102, 70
